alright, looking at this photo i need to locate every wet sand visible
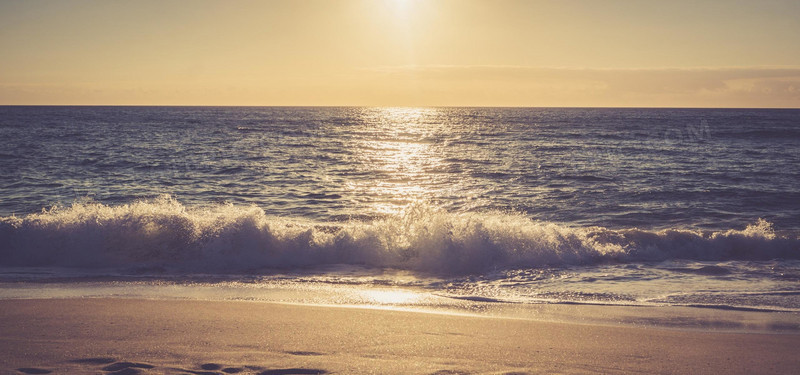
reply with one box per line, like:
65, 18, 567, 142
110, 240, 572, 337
1, 298, 798, 374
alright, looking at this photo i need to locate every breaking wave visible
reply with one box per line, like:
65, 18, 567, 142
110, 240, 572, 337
1, 196, 797, 275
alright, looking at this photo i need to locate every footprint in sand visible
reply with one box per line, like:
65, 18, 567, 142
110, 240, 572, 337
199, 363, 245, 374
16, 369, 52, 374
105, 369, 143, 375
66, 358, 153, 375
101, 361, 156, 375
257, 369, 327, 375
15, 358, 327, 375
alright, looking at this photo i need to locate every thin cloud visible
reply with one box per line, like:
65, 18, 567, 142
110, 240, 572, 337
364, 65, 800, 107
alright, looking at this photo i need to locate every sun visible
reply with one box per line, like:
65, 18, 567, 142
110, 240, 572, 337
388, 0, 414, 7
387, 0, 417, 18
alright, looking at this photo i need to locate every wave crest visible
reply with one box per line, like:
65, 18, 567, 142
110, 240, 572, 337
1, 197, 797, 274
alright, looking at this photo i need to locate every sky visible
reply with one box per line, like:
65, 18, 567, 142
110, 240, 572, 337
1, 0, 799, 107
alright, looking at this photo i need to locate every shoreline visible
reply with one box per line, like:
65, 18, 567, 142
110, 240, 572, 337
2, 298, 799, 374
3, 279, 799, 335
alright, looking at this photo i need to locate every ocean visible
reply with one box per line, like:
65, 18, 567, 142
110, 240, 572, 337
1, 106, 799, 327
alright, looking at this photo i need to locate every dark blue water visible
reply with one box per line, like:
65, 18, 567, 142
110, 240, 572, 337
1, 106, 799, 311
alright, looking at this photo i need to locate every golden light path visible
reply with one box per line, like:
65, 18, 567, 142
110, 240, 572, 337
351, 107, 444, 216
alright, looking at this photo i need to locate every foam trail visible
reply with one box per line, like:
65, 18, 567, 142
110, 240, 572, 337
1, 196, 797, 275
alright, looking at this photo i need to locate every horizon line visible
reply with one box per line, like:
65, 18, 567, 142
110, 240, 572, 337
2, 104, 799, 110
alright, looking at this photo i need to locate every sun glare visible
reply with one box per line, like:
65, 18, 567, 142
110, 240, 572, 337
360, 289, 422, 305
388, 0, 415, 13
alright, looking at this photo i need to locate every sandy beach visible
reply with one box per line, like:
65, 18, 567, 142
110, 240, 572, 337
1, 299, 798, 374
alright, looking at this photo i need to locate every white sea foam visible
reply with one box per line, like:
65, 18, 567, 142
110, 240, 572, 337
1, 196, 797, 275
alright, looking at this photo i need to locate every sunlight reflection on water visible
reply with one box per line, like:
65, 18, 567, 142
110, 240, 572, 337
359, 289, 424, 305
351, 107, 445, 215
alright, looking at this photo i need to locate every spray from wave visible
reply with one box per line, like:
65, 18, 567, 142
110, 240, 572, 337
1, 196, 797, 275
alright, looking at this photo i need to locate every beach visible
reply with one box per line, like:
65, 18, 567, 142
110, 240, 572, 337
2, 298, 799, 374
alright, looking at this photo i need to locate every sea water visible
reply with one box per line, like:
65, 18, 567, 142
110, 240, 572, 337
1, 106, 799, 328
